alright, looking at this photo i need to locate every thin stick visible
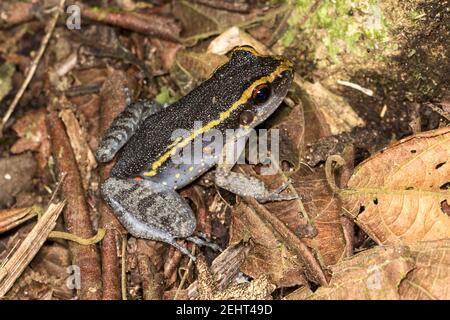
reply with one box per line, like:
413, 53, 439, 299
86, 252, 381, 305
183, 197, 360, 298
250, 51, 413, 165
0, 0, 66, 135
173, 246, 196, 300
0, 201, 66, 298
121, 236, 128, 300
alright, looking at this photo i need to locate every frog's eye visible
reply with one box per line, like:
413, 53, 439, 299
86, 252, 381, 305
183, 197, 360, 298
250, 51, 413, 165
251, 83, 271, 105
239, 110, 255, 125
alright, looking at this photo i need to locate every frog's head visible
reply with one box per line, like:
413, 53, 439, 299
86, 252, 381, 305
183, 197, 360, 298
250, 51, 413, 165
220, 46, 294, 129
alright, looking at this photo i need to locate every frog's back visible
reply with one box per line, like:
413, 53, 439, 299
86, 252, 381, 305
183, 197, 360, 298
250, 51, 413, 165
110, 48, 284, 180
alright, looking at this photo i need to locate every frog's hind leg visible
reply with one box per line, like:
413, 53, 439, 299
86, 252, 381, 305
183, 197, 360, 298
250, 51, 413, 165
96, 96, 164, 162
101, 176, 199, 259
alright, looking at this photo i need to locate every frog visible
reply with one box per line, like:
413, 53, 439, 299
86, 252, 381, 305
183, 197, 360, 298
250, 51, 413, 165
96, 46, 296, 260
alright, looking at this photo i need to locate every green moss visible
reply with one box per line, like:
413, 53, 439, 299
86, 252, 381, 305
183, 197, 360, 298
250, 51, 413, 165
282, 0, 391, 64
155, 86, 177, 105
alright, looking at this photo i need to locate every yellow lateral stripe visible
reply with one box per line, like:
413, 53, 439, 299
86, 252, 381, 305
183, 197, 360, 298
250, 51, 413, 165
143, 60, 292, 177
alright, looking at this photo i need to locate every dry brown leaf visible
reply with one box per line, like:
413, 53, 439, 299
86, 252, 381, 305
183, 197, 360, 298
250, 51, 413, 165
188, 241, 253, 299
10, 109, 50, 176
341, 127, 450, 245
299, 79, 365, 135
291, 170, 347, 265
233, 164, 346, 275
172, 2, 258, 39
207, 26, 270, 55
304, 245, 415, 300
195, 255, 275, 300
292, 240, 450, 300
230, 200, 307, 288
399, 240, 450, 299
172, 50, 227, 95
0, 207, 36, 234
273, 103, 305, 170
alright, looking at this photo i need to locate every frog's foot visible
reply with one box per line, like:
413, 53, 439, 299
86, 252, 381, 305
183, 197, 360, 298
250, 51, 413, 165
96, 99, 163, 163
101, 177, 198, 257
187, 235, 222, 252
214, 170, 298, 203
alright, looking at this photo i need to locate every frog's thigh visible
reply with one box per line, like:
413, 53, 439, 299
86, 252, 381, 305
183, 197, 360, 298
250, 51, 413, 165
214, 140, 297, 203
101, 177, 196, 240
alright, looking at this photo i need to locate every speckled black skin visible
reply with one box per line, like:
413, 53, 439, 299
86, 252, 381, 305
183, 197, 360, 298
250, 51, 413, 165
110, 50, 283, 179
97, 48, 294, 259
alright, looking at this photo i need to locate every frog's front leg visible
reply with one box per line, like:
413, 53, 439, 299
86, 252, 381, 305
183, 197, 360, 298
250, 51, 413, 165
214, 137, 297, 203
101, 176, 201, 259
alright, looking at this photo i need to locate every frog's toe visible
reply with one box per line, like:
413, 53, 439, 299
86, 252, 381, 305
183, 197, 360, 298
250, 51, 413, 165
187, 235, 222, 252
101, 177, 197, 240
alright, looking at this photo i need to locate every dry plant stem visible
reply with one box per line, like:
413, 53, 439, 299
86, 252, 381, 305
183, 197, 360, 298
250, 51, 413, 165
191, 0, 250, 12
81, 5, 181, 43
98, 70, 131, 300
337, 147, 355, 257
243, 197, 330, 286
340, 215, 354, 257
164, 246, 183, 281
0, 0, 65, 136
137, 254, 164, 300
121, 236, 127, 300
0, 201, 66, 298
0, 207, 37, 234
47, 112, 102, 299
100, 222, 121, 300
174, 246, 196, 300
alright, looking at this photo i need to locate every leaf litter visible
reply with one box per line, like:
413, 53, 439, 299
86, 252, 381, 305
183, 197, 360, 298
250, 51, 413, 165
0, 0, 448, 300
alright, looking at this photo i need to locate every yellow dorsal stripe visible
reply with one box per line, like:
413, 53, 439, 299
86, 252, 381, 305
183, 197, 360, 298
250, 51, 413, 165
143, 60, 292, 177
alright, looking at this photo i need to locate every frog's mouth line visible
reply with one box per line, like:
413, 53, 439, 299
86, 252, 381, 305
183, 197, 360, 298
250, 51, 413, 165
143, 63, 293, 178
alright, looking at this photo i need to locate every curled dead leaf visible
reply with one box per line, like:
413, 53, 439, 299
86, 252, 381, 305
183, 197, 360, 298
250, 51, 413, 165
341, 127, 450, 245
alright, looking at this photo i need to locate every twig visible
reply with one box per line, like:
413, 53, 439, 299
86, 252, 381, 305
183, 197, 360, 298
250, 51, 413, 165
47, 111, 102, 299
0, 0, 65, 136
190, 0, 250, 12
174, 246, 196, 300
337, 80, 374, 97
98, 70, 130, 300
121, 236, 127, 300
164, 246, 183, 283
0, 201, 66, 298
137, 250, 164, 300
80, 4, 181, 43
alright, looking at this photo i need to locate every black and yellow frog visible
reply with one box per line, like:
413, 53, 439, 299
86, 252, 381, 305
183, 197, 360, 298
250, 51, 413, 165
96, 46, 296, 259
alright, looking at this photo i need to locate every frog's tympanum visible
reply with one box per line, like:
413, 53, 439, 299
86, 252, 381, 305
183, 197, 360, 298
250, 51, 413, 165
96, 46, 295, 259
